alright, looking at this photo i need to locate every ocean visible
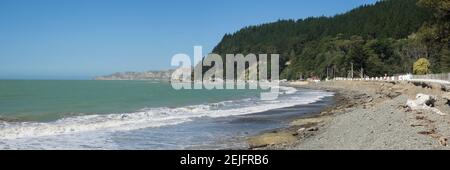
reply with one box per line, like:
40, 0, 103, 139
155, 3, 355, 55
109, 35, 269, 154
0, 80, 334, 149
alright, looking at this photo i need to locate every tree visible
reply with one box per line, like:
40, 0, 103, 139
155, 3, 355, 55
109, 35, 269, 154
417, 0, 450, 72
440, 46, 450, 72
418, 0, 450, 19
413, 58, 431, 74
205, 0, 434, 80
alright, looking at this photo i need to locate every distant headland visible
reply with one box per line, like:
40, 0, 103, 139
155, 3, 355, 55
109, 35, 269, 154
94, 70, 174, 80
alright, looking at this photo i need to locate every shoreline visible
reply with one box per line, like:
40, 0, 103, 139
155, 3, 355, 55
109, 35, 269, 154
245, 84, 352, 149
247, 80, 450, 150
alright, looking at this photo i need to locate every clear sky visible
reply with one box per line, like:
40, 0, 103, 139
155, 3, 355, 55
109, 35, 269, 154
0, 0, 378, 79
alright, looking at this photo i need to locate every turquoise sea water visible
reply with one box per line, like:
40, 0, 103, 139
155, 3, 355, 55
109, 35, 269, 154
0, 80, 262, 121
0, 80, 334, 149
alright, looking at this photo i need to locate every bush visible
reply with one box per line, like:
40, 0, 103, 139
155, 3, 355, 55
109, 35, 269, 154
413, 58, 431, 75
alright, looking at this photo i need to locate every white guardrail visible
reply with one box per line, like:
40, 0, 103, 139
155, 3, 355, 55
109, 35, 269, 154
333, 73, 450, 85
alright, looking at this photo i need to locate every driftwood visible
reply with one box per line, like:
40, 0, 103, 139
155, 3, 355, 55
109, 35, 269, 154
406, 94, 446, 116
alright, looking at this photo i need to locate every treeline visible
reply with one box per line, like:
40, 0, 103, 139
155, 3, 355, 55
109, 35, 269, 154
208, 0, 449, 80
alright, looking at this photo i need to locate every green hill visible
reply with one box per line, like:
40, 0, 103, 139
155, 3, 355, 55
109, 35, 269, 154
208, 0, 447, 80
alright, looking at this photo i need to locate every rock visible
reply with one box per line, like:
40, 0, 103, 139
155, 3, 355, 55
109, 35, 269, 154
406, 94, 446, 116
439, 137, 448, 146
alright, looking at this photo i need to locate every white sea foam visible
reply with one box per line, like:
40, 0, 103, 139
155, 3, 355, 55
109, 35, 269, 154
0, 88, 333, 140
279, 86, 298, 94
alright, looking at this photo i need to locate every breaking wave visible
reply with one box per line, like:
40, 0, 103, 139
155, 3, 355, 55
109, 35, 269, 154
0, 88, 333, 140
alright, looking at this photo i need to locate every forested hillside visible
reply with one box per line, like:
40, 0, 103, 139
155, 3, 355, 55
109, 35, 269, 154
209, 0, 449, 80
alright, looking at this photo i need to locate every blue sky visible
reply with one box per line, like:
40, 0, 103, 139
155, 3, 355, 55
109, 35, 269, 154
0, 0, 378, 79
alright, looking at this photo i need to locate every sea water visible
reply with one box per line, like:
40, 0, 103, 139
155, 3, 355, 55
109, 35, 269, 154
0, 80, 333, 149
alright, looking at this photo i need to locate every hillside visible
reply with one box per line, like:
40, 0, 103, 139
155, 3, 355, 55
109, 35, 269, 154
209, 0, 445, 80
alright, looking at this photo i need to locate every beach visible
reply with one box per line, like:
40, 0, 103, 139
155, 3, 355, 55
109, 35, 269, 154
2, 80, 450, 150
248, 80, 450, 150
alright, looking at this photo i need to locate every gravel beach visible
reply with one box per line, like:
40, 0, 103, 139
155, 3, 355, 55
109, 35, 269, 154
248, 81, 450, 150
